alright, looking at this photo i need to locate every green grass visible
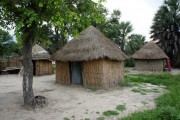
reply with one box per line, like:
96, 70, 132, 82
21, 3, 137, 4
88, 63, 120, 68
87, 86, 98, 91
120, 73, 180, 120
97, 117, 105, 120
52, 64, 56, 73
116, 104, 126, 112
132, 87, 147, 95
84, 118, 90, 120
96, 111, 100, 114
103, 110, 119, 116
63, 117, 70, 120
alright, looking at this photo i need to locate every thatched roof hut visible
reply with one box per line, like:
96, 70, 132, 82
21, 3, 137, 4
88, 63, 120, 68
132, 41, 169, 71
53, 26, 127, 88
32, 44, 52, 76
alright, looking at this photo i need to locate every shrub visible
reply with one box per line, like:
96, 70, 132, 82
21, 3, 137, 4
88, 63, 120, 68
125, 58, 135, 67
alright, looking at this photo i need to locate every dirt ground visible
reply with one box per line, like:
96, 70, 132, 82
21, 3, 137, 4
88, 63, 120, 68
0, 74, 165, 120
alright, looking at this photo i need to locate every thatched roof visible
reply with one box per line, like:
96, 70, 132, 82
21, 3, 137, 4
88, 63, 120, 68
32, 44, 51, 60
132, 41, 169, 59
53, 26, 127, 61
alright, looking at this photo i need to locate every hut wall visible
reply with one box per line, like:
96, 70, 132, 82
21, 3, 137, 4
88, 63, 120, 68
102, 60, 124, 88
35, 60, 52, 76
56, 61, 70, 84
135, 59, 164, 71
83, 60, 104, 87
83, 59, 124, 88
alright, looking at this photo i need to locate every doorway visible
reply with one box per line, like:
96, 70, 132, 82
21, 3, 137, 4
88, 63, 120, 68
32, 60, 36, 75
70, 62, 83, 85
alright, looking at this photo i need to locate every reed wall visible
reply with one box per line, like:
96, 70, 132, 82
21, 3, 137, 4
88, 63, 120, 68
56, 61, 70, 84
102, 60, 124, 88
56, 59, 125, 88
135, 59, 164, 71
83, 60, 104, 87
35, 60, 53, 76
83, 59, 124, 88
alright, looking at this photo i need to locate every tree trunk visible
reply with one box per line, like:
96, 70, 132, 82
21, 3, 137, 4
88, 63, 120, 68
22, 31, 34, 106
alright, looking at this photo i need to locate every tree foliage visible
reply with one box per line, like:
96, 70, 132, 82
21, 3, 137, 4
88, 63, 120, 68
150, 0, 180, 66
126, 34, 145, 55
0, 29, 18, 57
124, 34, 145, 67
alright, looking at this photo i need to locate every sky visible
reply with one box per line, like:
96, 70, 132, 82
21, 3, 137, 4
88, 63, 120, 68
103, 0, 164, 41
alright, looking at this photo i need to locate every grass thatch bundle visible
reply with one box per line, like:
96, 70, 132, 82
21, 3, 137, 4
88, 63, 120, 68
132, 41, 169, 59
53, 26, 127, 61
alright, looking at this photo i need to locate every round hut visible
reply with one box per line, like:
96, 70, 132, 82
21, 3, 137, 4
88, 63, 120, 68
32, 44, 53, 76
132, 41, 169, 71
53, 26, 127, 88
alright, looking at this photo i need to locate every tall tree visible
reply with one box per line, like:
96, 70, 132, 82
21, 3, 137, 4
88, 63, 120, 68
118, 21, 133, 51
150, 0, 180, 66
0, 0, 105, 106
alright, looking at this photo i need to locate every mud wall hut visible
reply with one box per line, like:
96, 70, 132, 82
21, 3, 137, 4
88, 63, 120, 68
53, 26, 127, 88
132, 41, 169, 71
32, 44, 53, 76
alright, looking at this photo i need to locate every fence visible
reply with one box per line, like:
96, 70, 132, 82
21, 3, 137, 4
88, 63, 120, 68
0, 57, 21, 70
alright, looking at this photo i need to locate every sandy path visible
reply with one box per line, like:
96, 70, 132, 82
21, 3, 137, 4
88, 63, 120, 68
0, 74, 165, 120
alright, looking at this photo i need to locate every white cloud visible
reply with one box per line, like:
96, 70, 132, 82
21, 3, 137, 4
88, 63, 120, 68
103, 0, 164, 41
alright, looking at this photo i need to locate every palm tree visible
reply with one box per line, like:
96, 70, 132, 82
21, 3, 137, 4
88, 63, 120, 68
118, 21, 133, 51
150, 0, 180, 66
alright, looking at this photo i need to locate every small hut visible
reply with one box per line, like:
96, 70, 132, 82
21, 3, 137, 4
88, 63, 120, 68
132, 41, 169, 71
53, 26, 127, 88
32, 44, 53, 76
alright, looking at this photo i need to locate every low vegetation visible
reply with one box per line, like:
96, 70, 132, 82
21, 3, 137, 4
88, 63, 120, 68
63, 117, 70, 120
116, 104, 126, 112
103, 110, 119, 116
97, 117, 105, 120
52, 64, 56, 74
87, 86, 98, 91
121, 73, 180, 120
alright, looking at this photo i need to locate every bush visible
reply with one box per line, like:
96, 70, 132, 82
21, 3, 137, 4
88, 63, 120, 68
125, 58, 135, 67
